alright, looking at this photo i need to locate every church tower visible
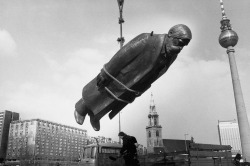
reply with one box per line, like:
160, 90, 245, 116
146, 93, 163, 153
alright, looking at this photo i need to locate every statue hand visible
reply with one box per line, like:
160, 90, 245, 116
96, 69, 111, 88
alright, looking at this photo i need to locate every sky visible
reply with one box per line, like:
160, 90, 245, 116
0, 0, 250, 147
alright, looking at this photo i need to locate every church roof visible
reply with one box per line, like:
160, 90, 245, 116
162, 139, 191, 153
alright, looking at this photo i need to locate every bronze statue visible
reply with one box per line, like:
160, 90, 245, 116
74, 24, 192, 131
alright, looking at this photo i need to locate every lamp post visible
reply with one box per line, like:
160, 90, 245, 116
117, 0, 125, 144
184, 134, 189, 152
218, 0, 250, 161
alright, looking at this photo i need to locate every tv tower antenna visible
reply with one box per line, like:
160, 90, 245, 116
218, 0, 250, 162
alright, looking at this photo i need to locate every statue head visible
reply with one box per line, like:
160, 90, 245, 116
168, 24, 192, 41
166, 24, 192, 55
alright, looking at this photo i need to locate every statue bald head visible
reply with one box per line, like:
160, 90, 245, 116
168, 24, 192, 42
165, 24, 192, 56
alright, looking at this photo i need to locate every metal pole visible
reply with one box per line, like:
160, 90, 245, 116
184, 133, 189, 165
217, 120, 222, 145
119, 112, 121, 142
184, 134, 189, 152
119, 9, 124, 48
117, 0, 125, 48
117, 0, 125, 144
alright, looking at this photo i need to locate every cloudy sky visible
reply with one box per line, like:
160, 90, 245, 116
1, 0, 250, 147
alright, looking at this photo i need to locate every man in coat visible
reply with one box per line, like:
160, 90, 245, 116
118, 132, 140, 166
75, 24, 192, 131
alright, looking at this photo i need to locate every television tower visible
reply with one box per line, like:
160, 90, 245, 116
218, 0, 250, 161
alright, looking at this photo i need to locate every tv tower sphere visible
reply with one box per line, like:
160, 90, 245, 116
219, 29, 238, 48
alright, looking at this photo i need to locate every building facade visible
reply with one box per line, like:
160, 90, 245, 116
0, 110, 19, 162
218, 120, 241, 154
146, 94, 163, 154
6, 119, 87, 163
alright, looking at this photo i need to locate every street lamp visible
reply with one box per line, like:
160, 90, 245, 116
117, 0, 125, 144
184, 134, 189, 152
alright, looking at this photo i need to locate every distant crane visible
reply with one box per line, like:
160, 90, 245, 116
117, 0, 125, 144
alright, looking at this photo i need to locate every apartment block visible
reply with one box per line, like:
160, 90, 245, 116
218, 120, 241, 154
6, 119, 87, 163
0, 110, 19, 162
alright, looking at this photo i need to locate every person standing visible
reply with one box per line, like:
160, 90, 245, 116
233, 153, 241, 166
118, 132, 140, 166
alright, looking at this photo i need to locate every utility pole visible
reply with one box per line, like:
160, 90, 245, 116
218, 0, 250, 161
117, 0, 125, 144
184, 134, 189, 152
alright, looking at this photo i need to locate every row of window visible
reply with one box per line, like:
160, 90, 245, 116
11, 122, 32, 129
36, 134, 86, 139
7, 148, 81, 155
148, 130, 160, 137
8, 138, 87, 147
37, 122, 86, 135
11, 120, 87, 135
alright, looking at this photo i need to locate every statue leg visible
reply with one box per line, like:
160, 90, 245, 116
74, 98, 89, 125
90, 115, 100, 131
75, 98, 101, 131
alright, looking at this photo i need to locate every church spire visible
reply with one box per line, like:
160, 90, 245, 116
146, 93, 163, 153
148, 93, 159, 126
149, 93, 156, 114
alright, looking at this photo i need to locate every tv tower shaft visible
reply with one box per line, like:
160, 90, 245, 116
218, 0, 250, 162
